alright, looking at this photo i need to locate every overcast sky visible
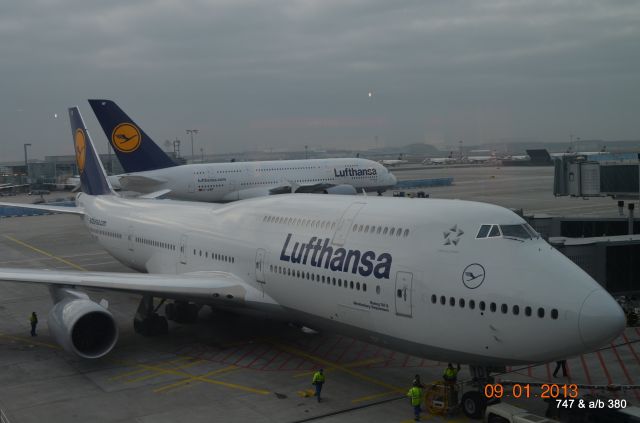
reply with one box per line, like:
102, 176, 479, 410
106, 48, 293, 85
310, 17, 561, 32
1, 0, 639, 161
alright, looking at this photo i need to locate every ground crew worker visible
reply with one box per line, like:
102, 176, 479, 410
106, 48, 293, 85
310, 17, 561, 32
443, 362, 460, 383
407, 381, 423, 421
553, 360, 567, 377
443, 363, 460, 407
412, 374, 424, 388
30, 312, 38, 337
312, 368, 325, 402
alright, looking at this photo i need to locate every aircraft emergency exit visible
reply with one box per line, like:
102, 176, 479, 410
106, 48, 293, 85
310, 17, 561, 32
89, 99, 397, 201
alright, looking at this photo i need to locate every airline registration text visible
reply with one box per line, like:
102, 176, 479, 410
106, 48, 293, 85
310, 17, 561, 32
279, 234, 391, 279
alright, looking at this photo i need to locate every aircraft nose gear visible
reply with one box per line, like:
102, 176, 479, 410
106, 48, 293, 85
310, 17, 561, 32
133, 295, 169, 336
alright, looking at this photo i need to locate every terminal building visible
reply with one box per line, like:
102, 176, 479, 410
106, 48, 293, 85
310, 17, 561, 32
549, 154, 640, 294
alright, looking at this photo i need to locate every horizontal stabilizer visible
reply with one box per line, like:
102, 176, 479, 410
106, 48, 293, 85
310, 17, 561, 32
0, 201, 84, 215
138, 189, 172, 199
117, 174, 168, 190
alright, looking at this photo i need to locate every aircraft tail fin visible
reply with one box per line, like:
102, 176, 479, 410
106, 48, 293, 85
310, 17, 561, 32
69, 107, 115, 196
88, 99, 177, 173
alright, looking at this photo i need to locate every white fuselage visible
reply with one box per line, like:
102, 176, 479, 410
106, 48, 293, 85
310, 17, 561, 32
76, 193, 624, 366
111, 158, 397, 202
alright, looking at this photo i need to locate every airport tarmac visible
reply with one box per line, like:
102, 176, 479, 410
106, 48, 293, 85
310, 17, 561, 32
388, 165, 623, 217
0, 166, 638, 423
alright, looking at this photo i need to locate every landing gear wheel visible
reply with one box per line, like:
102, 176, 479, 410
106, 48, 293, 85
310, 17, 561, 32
461, 391, 486, 419
134, 313, 168, 336
165, 301, 199, 323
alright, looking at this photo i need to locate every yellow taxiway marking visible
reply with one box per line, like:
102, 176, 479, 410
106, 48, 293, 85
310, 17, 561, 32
124, 360, 204, 383
110, 357, 195, 380
351, 389, 399, 403
153, 365, 239, 393
269, 341, 404, 393
294, 356, 388, 378
0, 332, 60, 350
297, 389, 315, 398
3, 235, 87, 271
351, 378, 441, 404
113, 360, 268, 395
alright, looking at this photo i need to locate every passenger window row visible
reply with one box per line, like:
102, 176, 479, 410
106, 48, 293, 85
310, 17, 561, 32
263, 215, 337, 230
352, 223, 410, 238
430, 294, 559, 319
258, 166, 322, 171
91, 228, 122, 239
193, 248, 235, 263
136, 237, 176, 251
216, 169, 242, 173
269, 264, 374, 293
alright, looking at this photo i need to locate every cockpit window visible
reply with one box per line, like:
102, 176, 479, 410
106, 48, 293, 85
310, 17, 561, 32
523, 223, 539, 238
488, 225, 501, 237
500, 224, 531, 240
476, 225, 491, 238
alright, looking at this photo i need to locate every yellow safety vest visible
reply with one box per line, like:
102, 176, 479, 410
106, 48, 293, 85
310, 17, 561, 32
407, 386, 422, 406
312, 372, 325, 384
443, 368, 457, 380
30, 315, 37, 324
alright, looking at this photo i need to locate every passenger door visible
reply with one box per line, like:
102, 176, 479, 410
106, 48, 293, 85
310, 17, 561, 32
395, 271, 413, 317
255, 248, 266, 284
332, 202, 365, 246
179, 234, 188, 265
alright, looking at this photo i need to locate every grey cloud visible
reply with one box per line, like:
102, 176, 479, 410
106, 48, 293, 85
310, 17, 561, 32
1, 0, 639, 160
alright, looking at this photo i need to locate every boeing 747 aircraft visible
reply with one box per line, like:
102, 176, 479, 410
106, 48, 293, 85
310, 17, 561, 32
89, 99, 397, 201
0, 107, 625, 418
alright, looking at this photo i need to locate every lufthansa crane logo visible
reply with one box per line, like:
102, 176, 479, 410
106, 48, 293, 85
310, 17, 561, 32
111, 123, 141, 153
462, 263, 485, 289
74, 129, 86, 174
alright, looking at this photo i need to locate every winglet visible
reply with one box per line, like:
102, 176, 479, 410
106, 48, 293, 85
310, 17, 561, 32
88, 99, 177, 172
69, 107, 114, 196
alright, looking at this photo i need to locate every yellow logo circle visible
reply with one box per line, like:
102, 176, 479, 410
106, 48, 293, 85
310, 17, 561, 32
111, 123, 141, 153
75, 129, 86, 174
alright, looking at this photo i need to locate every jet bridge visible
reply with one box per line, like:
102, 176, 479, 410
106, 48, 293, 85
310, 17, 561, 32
554, 155, 640, 198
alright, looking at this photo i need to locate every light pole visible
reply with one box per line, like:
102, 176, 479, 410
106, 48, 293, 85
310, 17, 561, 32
23, 143, 31, 182
186, 129, 198, 160
305, 145, 308, 160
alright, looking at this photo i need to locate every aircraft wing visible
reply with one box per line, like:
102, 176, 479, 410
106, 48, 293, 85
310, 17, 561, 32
0, 268, 269, 304
117, 174, 168, 190
0, 201, 84, 215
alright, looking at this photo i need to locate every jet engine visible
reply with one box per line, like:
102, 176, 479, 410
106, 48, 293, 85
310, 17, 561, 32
48, 296, 118, 359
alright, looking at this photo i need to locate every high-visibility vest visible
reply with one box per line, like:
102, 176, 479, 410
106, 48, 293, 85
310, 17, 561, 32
312, 372, 325, 384
443, 368, 457, 381
30, 315, 37, 324
407, 386, 422, 406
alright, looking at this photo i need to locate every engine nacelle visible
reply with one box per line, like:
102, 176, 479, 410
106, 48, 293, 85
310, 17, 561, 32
324, 184, 358, 195
48, 297, 118, 359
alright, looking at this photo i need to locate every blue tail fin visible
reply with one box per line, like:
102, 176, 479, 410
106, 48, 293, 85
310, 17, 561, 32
69, 107, 114, 196
88, 99, 177, 172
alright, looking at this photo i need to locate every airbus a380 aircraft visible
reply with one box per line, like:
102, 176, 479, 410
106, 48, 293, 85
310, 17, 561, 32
0, 108, 625, 418
88, 99, 397, 201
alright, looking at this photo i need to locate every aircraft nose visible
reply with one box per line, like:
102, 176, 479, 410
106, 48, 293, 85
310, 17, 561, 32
579, 289, 625, 350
